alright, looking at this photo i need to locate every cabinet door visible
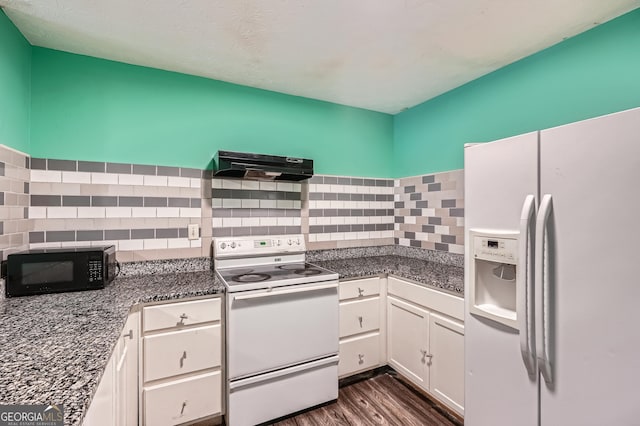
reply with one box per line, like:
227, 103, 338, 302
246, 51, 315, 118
387, 296, 429, 389
83, 355, 115, 426
115, 312, 139, 426
429, 313, 465, 415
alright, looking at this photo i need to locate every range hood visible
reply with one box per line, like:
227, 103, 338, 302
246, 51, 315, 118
213, 151, 313, 181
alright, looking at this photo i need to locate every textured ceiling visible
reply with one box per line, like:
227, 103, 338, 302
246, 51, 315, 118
1, 0, 638, 113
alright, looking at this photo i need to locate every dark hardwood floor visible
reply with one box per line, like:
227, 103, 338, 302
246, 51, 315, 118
269, 372, 463, 426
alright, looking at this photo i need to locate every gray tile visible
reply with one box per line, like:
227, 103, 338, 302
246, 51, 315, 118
48, 159, 77, 171
285, 226, 301, 234
435, 243, 449, 251
404, 185, 415, 193
250, 226, 269, 235
77, 230, 104, 241
363, 179, 376, 186
405, 231, 416, 240
352, 224, 364, 232
386, 209, 395, 216
0, 192, 3, 206
212, 188, 232, 199
131, 229, 155, 239
375, 209, 387, 216
375, 223, 388, 231
31, 195, 61, 206
351, 209, 363, 216
213, 227, 232, 237
157, 166, 180, 177
416, 200, 429, 208
23, 207, 28, 219
156, 228, 179, 238
442, 199, 457, 208
375, 179, 387, 187
29, 231, 45, 243
337, 177, 351, 185
0, 222, 3, 235
324, 225, 337, 233
78, 161, 105, 173
232, 227, 251, 237
105, 229, 130, 240
119, 196, 144, 207
364, 194, 375, 202
324, 176, 338, 184
24, 182, 29, 194
0, 162, 4, 177
338, 209, 350, 216
180, 167, 202, 178
364, 224, 376, 232
212, 208, 232, 217
422, 175, 435, 184
31, 158, 47, 170
133, 164, 156, 175
423, 225, 435, 233
268, 209, 286, 217
309, 225, 324, 233
309, 192, 322, 200
394, 238, 400, 245
351, 178, 363, 186
428, 217, 442, 225
428, 183, 441, 192
410, 209, 422, 216
338, 225, 351, 232
285, 209, 300, 217
309, 209, 322, 217
106, 162, 132, 174
144, 197, 168, 207
268, 226, 286, 235
450, 208, 464, 217
386, 180, 395, 187
251, 208, 269, 217
323, 209, 338, 217
337, 193, 350, 201
410, 193, 422, 201
92, 196, 118, 207
351, 194, 363, 201
63, 196, 91, 206
168, 197, 190, 207
442, 235, 457, 244
364, 209, 375, 216
46, 230, 75, 242
178, 228, 188, 238
25, 157, 30, 169
308, 175, 323, 184
189, 198, 201, 208
323, 193, 337, 201
285, 192, 301, 201
395, 201, 405, 208
410, 240, 422, 248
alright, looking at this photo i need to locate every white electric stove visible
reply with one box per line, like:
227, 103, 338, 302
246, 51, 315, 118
213, 235, 339, 426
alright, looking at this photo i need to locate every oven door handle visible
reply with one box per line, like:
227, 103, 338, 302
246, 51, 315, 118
232, 282, 338, 301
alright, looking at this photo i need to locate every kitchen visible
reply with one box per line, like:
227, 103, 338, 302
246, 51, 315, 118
0, 1, 639, 425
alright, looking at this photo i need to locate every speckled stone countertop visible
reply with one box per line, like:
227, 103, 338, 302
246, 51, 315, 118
314, 255, 464, 296
0, 270, 224, 426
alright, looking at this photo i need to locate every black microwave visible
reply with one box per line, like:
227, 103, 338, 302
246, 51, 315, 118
4, 245, 117, 297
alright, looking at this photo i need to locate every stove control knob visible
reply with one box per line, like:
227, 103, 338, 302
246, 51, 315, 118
296, 239, 300, 245
287, 239, 292, 245
230, 242, 236, 249
276, 240, 281, 246
220, 242, 227, 250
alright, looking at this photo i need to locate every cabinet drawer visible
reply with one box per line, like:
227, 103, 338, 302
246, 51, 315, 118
339, 277, 380, 301
144, 371, 222, 426
339, 333, 381, 377
144, 324, 221, 382
339, 297, 380, 338
143, 298, 221, 332
388, 277, 464, 321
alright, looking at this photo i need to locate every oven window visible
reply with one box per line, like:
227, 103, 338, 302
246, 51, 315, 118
21, 261, 74, 285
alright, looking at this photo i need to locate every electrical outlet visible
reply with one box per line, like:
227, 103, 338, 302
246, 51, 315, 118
187, 224, 199, 240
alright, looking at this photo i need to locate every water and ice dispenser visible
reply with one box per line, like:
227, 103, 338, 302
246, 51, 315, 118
468, 230, 519, 329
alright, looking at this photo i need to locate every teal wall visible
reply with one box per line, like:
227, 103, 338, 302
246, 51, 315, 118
393, 8, 640, 177
0, 10, 31, 153
30, 48, 393, 176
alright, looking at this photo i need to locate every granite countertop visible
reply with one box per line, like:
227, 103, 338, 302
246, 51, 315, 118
0, 270, 224, 426
314, 255, 464, 295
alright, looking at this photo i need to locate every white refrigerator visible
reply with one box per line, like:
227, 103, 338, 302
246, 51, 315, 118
464, 106, 640, 426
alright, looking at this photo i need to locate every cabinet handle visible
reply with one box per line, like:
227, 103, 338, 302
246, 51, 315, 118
358, 316, 363, 328
122, 330, 133, 340
357, 287, 364, 297
358, 354, 364, 365
420, 349, 433, 363
180, 401, 187, 415
180, 351, 187, 368
177, 313, 188, 325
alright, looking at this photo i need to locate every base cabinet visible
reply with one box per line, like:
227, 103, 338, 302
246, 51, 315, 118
387, 277, 464, 416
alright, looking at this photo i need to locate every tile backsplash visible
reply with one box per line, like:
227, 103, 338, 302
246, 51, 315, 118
0, 152, 465, 262
0, 145, 31, 260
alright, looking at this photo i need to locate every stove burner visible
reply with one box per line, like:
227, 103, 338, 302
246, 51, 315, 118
232, 273, 271, 283
294, 268, 322, 276
277, 264, 301, 271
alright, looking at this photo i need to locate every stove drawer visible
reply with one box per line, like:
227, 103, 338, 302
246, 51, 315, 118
339, 297, 380, 338
144, 370, 222, 426
143, 298, 221, 332
339, 332, 381, 377
339, 277, 381, 301
144, 325, 221, 382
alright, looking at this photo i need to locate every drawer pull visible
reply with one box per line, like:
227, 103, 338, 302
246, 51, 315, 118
122, 329, 133, 340
358, 354, 365, 365
180, 351, 187, 368
177, 313, 188, 326
180, 401, 187, 415
358, 316, 363, 328
420, 349, 433, 363
357, 287, 364, 297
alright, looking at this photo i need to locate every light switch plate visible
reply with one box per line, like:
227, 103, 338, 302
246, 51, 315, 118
187, 224, 199, 240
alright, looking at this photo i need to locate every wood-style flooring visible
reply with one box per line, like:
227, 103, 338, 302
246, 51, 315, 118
269, 372, 463, 426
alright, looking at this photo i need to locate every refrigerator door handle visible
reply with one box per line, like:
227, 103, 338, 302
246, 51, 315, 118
518, 195, 536, 375
535, 194, 553, 384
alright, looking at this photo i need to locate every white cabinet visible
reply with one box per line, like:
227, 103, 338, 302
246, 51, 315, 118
84, 310, 139, 426
386, 276, 465, 416
338, 277, 386, 378
141, 297, 222, 425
